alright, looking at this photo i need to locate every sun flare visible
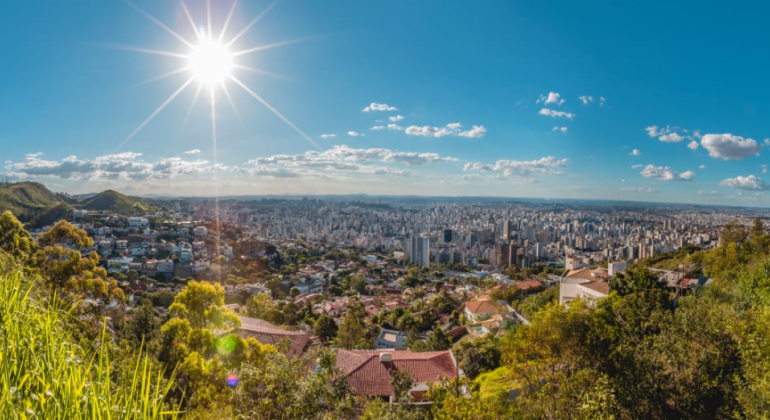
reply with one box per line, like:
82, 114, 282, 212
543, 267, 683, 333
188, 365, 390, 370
188, 36, 234, 87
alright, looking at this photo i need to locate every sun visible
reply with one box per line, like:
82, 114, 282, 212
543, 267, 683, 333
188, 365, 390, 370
188, 36, 234, 87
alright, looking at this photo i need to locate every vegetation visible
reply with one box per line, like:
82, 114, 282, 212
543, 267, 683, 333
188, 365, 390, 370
0, 269, 178, 419
80, 189, 154, 214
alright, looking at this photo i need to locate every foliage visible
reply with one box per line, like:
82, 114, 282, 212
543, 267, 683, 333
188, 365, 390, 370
0, 211, 38, 261
313, 314, 338, 342
0, 272, 178, 419
411, 325, 451, 352
452, 335, 501, 379
334, 305, 372, 350
228, 348, 355, 419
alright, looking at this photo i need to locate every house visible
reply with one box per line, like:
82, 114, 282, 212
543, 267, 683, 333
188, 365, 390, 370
335, 349, 458, 403
233, 316, 317, 357
464, 299, 513, 322
559, 267, 611, 305
374, 329, 410, 350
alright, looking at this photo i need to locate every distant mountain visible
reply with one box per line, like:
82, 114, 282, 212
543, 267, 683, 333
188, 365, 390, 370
0, 182, 70, 224
80, 189, 154, 214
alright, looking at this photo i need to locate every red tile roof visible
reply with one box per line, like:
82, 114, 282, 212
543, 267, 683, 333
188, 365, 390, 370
336, 350, 457, 397
464, 299, 499, 315
235, 316, 313, 357
514, 280, 543, 291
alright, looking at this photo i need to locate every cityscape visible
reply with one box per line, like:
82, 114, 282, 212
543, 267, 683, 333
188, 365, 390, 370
3, 0, 770, 419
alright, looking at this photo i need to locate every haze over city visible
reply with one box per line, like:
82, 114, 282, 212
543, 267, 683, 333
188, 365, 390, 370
2, 0, 769, 205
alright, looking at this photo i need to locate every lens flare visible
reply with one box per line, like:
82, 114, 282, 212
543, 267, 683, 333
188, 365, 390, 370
226, 374, 238, 388
216, 336, 237, 355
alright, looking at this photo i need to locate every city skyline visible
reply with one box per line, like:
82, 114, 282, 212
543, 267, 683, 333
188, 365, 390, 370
3, 1, 770, 206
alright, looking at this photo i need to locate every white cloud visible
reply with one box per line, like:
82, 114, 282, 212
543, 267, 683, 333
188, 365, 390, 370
621, 187, 657, 193
184, 149, 201, 154
579, 96, 593, 105
249, 145, 457, 169
389, 115, 404, 122
538, 108, 575, 119
362, 103, 397, 112
687, 140, 699, 150
699, 165, 706, 169
458, 125, 487, 138
348, 131, 363, 137
630, 149, 642, 156
631, 164, 643, 169
645, 125, 665, 138
406, 126, 455, 138
762, 164, 768, 174
659, 132, 684, 143
387, 123, 403, 130
405, 122, 486, 138
8, 152, 210, 181
719, 174, 768, 190
464, 156, 569, 177
620, 179, 627, 183
698, 190, 722, 196
640, 164, 694, 181
537, 92, 565, 106
320, 133, 336, 139
701, 133, 763, 160
371, 125, 385, 130
552, 126, 568, 133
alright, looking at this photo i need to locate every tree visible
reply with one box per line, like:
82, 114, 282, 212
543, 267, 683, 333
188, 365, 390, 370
413, 325, 451, 352
722, 220, 747, 246
453, 335, 501, 379
170, 281, 238, 330
229, 348, 354, 419
610, 266, 664, 296
335, 310, 370, 349
38, 220, 93, 248
314, 314, 338, 342
289, 287, 300, 299
0, 211, 37, 261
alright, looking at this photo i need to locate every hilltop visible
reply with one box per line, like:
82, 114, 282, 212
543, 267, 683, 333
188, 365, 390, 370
80, 189, 154, 214
0, 183, 168, 225
0, 182, 69, 223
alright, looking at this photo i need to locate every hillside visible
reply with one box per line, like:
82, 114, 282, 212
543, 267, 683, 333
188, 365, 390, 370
0, 182, 69, 222
80, 189, 154, 214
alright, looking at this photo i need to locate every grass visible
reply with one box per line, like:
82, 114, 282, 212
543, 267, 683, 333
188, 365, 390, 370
0, 271, 179, 419
81, 190, 153, 215
475, 366, 515, 400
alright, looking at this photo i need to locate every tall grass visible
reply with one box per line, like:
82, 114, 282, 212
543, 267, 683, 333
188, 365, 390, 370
0, 271, 180, 419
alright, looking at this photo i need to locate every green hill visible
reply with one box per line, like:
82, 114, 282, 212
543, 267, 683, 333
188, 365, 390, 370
0, 182, 69, 222
80, 189, 153, 214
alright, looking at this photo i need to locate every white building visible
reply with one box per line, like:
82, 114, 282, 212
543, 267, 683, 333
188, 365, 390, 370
128, 217, 149, 229
407, 236, 430, 267
608, 260, 628, 277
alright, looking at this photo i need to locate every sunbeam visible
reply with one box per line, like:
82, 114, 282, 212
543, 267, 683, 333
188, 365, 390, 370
118, 77, 194, 150
114, 46, 188, 59
179, 0, 201, 40
184, 82, 205, 123
219, 0, 240, 41
232, 38, 308, 57
220, 82, 242, 120
232, 64, 288, 81
129, 66, 190, 89
226, 0, 279, 48
125, 1, 194, 49
230, 75, 321, 150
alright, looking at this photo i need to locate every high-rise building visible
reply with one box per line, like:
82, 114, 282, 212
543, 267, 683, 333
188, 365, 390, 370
408, 236, 430, 267
443, 229, 453, 243
502, 220, 512, 239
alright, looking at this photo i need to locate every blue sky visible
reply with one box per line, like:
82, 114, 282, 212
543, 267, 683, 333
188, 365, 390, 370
2, 0, 769, 205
